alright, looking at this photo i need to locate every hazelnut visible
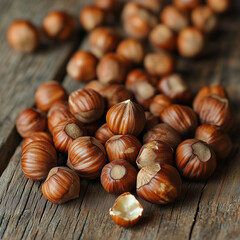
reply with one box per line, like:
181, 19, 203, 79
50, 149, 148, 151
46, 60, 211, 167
21, 140, 57, 180
96, 53, 128, 84
116, 38, 145, 65
193, 85, 228, 112
136, 140, 173, 169
89, 27, 120, 58
85, 80, 106, 93
195, 124, 232, 160
206, 0, 230, 13
144, 112, 159, 132
174, 0, 200, 11
157, 74, 192, 104
105, 135, 141, 164
67, 137, 107, 179
42, 11, 75, 41
69, 88, 105, 124
177, 27, 204, 58
79, 6, 105, 31
137, 163, 182, 204
160, 104, 198, 137
176, 139, 217, 179
94, 0, 119, 12
149, 24, 176, 52
109, 192, 143, 227
106, 99, 146, 136
101, 159, 137, 195
94, 123, 114, 144
52, 118, 86, 154
160, 5, 189, 32
144, 53, 174, 77
16, 108, 47, 138
194, 95, 235, 132
35, 81, 68, 112
42, 167, 80, 204
143, 123, 182, 149
7, 20, 39, 53
67, 51, 98, 82
191, 6, 217, 33
22, 132, 52, 151
132, 0, 162, 13
149, 94, 172, 117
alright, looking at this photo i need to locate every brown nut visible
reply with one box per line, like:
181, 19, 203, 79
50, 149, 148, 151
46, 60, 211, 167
94, 123, 114, 144
116, 38, 145, 65
132, 0, 162, 13
157, 74, 192, 104
136, 140, 173, 169
193, 85, 228, 112
149, 24, 176, 52
177, 27, 204, 58
174, 0, 200, 11
67, 51, 98, 82
137, 163, 182, 204
194, 95, 234, 132
176, 139, 217, 179
42, 11, 75, 41
42, 167, 80, 204
96, 53, 128, 84
191, 5, 217, 33
21, 140, 57, 180
35, 81, 68, 112
195, 124, 232, 160
160, 5, 189, 32
16, 108, 47, 138
144, 53, 174, 77
52, 118, 86, 154
206, 0, 230, 13
160, 104, 198, 137
109, 192, 143, 227
7, 20, 39, 53
69, 88, 105, 124
143, 112, 159, 132
94, 0, 119, 12
67, 137, 107, 179
85, 80, 107, 93
106, 135, 141, 164
101, 159, 137, 195
149, 94, 172, 117
89, 27, 120, 58
79, 6, 105, 31
143, 123, 182, 149
106, 100, 146, 136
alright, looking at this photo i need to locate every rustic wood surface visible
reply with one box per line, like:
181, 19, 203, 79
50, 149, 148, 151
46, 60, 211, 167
0, 0, 240, 239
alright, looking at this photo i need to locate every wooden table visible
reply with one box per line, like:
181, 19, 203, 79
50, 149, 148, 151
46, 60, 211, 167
0, 0, 239, 239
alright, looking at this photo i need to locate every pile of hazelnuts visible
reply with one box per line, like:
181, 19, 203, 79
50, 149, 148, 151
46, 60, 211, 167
14, 0, 233, 228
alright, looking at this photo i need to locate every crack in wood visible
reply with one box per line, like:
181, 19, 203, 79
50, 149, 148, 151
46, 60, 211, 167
79, 211, 89, 240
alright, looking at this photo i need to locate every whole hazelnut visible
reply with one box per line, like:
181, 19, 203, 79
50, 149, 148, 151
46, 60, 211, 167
106, 99, 146, 136
42, 11, 75, 41
116, 38, 145, 65
160, 104, 198, 137
176, 139, 217, 179
137, 163, 182, 204
35, 81, 68, 112
194, 95, 235, 132
157, 74, 192, 104
136, 140, 173, 169
143, 112, 159, 132
144, 53, 174, 77
149, 24, 176, 52
67, 51, 98, 82
195, 124, 232, 160
16, 108, 47, 138
96, 53, 127, 84
21, 140, 57, 180
149, 94, 172, 117
7, 20, 39, 53
42, 167, 80, 204
206, 0, 230, 13
160, 5, 189, 32
132, 0, 163, 13
69, 88, 105, 124
79, 6, 105, 31
105, 135, 141, 164
143, 123, 182, 149
174, 0, 200, 11
85, 80, 106, 93
191, 6, 217, 33
94, 123, 114, 144
101, 159, 137, 195
89, 27, 120, 58
177, 27, 204, 58
52, 118, 86, 154
67, 137, 107, 179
